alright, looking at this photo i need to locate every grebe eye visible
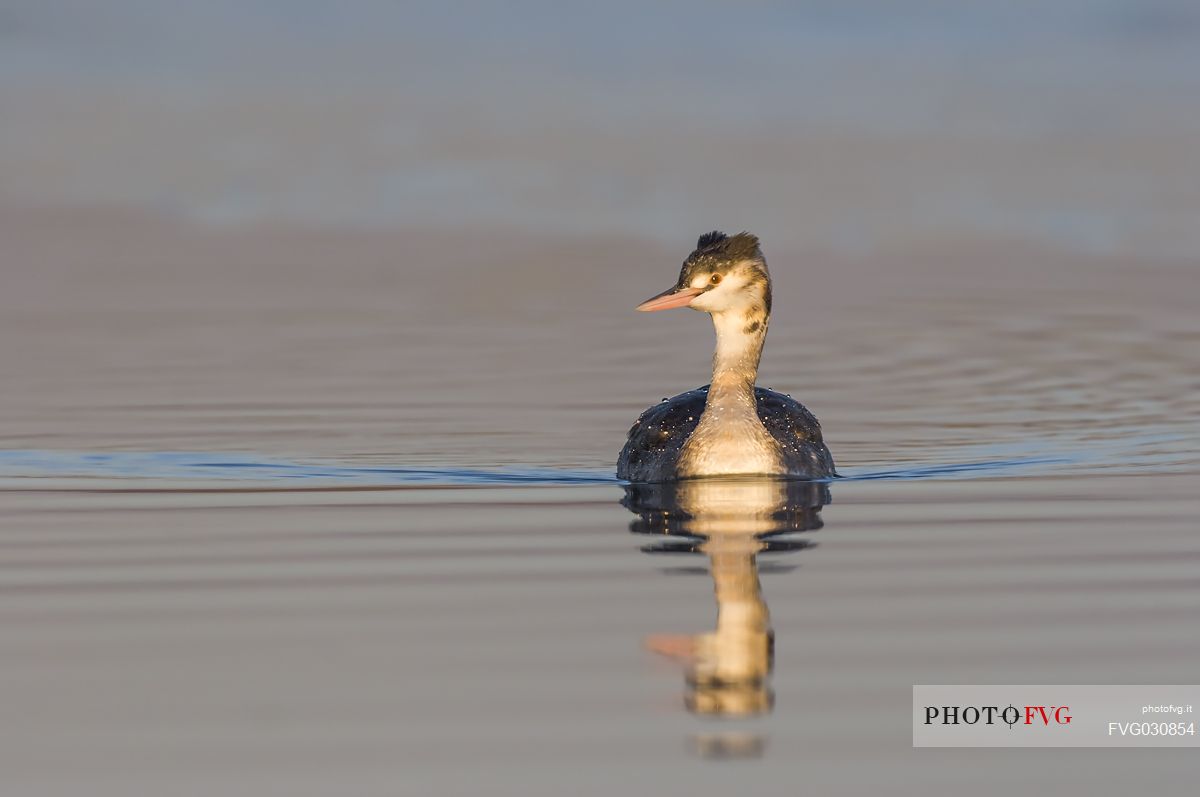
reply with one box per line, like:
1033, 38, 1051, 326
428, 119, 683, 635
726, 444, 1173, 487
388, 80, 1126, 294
710, 273, 722, 284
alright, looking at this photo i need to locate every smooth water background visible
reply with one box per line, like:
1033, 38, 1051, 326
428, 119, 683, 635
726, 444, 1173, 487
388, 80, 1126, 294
2, 2, 1200, 794
3, 210, 1197, 796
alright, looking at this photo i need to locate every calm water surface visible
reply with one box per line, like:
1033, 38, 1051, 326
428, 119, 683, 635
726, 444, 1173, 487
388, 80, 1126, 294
1, 215, 1198, 794
4, 2, 1200, 792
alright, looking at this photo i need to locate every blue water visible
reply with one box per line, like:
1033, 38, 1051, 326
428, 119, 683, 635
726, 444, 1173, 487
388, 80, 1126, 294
0, 446, 1118, 486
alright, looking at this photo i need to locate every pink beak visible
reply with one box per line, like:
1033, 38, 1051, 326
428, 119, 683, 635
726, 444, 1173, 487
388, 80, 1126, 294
636, 286, 704, 312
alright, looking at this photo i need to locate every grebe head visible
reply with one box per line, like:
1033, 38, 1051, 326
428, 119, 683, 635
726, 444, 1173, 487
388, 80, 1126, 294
635, 231, 771, 320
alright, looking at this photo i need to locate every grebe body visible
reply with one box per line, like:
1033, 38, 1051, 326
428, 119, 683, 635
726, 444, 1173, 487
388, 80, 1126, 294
616, 232, 835, 483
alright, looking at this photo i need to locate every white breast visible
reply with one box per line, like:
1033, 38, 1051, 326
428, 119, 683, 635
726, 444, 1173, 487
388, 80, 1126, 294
677, 411, 783, 477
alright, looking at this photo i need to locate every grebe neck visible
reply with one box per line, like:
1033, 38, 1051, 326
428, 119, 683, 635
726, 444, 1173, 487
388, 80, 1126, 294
708, 308, 768, 401
676, 305, 778, 476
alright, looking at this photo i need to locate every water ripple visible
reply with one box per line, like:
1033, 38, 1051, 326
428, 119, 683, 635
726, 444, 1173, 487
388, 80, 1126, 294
0, 437, 1188, 487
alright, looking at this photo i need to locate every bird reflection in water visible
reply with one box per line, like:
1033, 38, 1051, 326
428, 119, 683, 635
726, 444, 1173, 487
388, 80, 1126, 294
622, 478, 829, 721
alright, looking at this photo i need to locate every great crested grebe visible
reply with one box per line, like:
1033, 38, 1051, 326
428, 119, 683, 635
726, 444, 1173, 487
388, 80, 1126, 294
616, 231, 835, 483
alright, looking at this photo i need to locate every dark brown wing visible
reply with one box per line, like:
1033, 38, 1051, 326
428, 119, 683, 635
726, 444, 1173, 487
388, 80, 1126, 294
753, 389, 837, 477
616, 387, 709, 482
617, 386, 836, 481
